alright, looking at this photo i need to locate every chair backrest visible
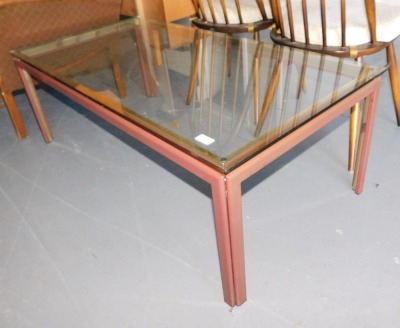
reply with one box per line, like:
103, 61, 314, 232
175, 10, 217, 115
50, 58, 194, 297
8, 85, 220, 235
191, 0, 274, 36
270, 0, 392, 57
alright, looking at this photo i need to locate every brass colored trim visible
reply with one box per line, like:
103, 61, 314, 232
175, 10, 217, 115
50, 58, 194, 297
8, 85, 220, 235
349, 46, 359, 58
248, 23, 254, 32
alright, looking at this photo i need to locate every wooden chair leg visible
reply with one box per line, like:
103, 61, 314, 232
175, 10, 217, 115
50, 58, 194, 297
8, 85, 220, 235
234, 41, 262, 130
254, 31, 260, 41
348, 58, 369, 172
254, 48, 283, 137
252, 42, 264, 124
134, 29, 157, 97
387, 42, 400, 126
227, 34, 232, 77
0, 81, 28, 139
186, 31, 202, 105
109, 40, 127, 99
152, 29, 163, 66
348, 102, 361, 172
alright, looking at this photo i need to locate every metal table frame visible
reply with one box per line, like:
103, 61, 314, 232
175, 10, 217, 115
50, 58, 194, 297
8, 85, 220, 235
14, 57, 381, 307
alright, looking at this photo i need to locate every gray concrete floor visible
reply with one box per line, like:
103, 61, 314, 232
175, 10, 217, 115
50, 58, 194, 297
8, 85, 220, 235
1, 35, 400, 327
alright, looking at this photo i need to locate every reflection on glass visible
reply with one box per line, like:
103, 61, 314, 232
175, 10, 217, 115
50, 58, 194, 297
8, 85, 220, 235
13, 18, 384, 172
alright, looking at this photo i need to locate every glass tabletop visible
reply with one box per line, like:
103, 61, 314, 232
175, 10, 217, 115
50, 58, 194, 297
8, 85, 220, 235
12, 18, 386, 173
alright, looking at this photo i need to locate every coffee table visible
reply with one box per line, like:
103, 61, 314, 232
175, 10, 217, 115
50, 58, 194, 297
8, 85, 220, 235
12, 18, 386, 307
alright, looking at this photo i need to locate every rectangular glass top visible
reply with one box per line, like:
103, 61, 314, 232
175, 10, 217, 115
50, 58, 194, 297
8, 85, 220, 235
12, 18, 386, 173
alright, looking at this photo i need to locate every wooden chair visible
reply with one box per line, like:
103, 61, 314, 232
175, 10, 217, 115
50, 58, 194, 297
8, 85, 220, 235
191, 0, 275, 40
188, 0, 276, 114
269, 0, 400, 170
0, 0, 122, 139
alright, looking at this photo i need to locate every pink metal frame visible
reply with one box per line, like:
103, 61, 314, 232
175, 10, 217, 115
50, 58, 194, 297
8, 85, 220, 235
15, 58, 381, 307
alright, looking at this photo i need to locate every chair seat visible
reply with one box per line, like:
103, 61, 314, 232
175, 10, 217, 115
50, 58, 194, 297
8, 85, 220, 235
279, 0, 400, 46
201, 0, 272, 25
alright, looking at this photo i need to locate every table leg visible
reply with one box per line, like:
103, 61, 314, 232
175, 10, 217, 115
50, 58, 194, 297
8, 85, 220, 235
210, 176, 236, 307
17, 66, 53, 143
225, 176, 247, 306
353, 79, 380, 194
352, 77, 381, 194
